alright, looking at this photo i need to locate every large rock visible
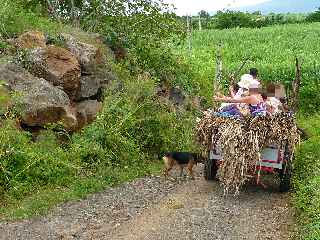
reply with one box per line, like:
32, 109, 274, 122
0, 63, 76, 128
28, 46, 81, 100
61, 34, 106, 74
74, 100, 102, 130
169, 86, 186, 106
13, 31, 46, 49
76, 69, 116, 101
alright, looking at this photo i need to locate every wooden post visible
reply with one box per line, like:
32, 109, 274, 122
227, 58, 249, 86
213, 43, 223, 105
70, 0, 79, 27
291, 57, 302, 113
46, 0, 61, 23
198, 15, 202, 31
187, 15, 192, 57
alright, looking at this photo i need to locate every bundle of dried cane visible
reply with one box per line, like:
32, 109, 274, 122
196, 112, 300, 195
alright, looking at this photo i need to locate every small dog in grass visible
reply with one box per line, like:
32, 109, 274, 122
162, 152, 205, 180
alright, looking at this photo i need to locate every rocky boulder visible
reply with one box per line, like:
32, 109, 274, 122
61, 34, 106, 74
28, 46, 81, 100
169, 86, 186, 106
74, 100, 102, 130
13, 31, 46, 49
77, 69, 116, 101
0, 63, 76, 128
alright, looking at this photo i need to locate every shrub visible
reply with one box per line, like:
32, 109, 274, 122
213, 10, 254, 29
0, 121, 80, 199
0, 1, 64, 38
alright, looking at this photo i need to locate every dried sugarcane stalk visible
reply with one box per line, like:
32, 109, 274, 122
196, 113, 300, 195
229, 57, 250, 85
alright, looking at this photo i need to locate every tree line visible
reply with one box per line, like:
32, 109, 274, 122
182, 8, 320, 30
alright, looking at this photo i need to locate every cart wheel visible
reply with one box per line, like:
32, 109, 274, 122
204, 157, 218, 181
279, 143, 293, 192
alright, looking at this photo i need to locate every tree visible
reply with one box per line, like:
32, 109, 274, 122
199, 10, 210, 19
306, 7, 320, 22
14, 0, 185, 47
213, 10, 253, 29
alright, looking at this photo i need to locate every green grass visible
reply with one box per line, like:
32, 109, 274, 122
294, 115, 320, 239
0, 161, 163, 220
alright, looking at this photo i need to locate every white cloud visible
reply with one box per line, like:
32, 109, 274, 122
165, 0, 272, 15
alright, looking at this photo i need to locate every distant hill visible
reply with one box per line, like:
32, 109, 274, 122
233, 0, 319, 14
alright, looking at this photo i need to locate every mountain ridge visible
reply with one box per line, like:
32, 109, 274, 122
233, 0, 319, 14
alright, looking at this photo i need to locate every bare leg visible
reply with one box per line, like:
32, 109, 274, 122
163, 166, 173, 180
187, 161, 195, 180
179, 166, 184, 177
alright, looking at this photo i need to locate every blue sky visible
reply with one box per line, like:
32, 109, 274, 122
165, 0, 271, 15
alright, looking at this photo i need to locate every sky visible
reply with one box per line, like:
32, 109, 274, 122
165, 0, 272, 15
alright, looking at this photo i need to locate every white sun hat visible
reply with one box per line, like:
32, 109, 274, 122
238, 74, 254, 89
248, 80, 261, 89
238, 74, 261, 89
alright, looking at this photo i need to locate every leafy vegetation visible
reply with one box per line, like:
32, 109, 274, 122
186, 8, 320, 30
306, 7, 320, 22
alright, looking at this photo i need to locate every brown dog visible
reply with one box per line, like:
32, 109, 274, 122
162, 152, 204, 179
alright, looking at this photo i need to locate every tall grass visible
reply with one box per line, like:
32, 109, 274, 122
294, 115, 320, 240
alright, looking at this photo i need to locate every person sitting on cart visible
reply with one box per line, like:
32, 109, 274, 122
214, 80, 266, 117
264, 83, 286, 114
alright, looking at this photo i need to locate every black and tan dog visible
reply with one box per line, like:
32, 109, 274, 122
162, 152, 204, 179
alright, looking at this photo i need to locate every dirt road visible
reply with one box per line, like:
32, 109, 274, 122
0, 166, 295, 240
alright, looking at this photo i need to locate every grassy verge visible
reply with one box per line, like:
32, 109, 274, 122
0, 161, 163, 221
294, 115, 320, 239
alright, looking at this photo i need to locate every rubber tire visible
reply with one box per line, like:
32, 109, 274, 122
279, 143, 293, 192
204, 157, 218, 181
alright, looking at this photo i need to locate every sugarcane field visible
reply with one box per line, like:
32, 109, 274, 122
0, 0, 319, 239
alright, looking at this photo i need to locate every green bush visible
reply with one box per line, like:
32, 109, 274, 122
0, 121, 79, 199
213, 10, 257, 29
0, 1, 64, 38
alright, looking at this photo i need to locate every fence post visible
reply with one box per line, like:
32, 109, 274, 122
213, 43, 223, 108
291, 57, 302, 113
187, 15, 192, 57
199, 15, 202, 31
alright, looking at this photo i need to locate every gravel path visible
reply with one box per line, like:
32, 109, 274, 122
0, 165, 295, 240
